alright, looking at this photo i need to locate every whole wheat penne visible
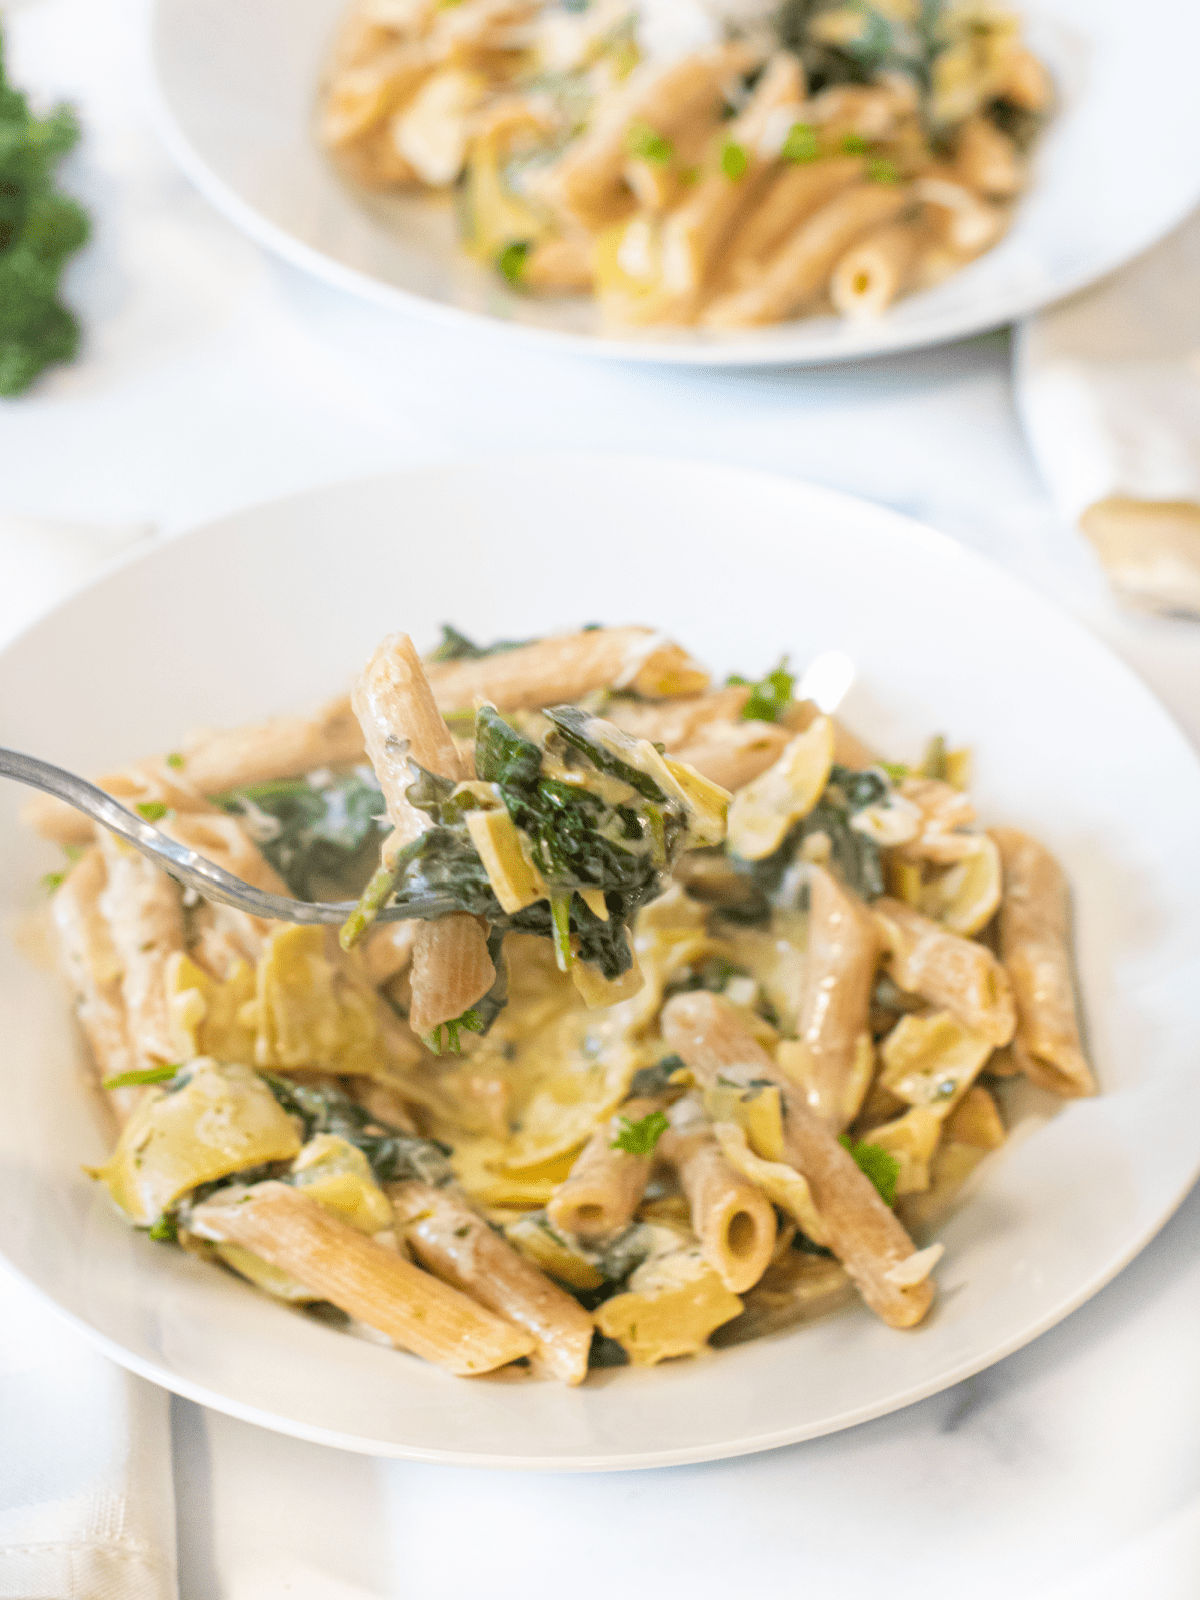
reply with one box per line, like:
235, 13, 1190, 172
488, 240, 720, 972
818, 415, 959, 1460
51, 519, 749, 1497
672, 725, 794, 793
718, 156, 864, 288
190, 1182, 534, 1375
659, 53, 804, 296
792, 865, 880, 1128
915, 174, 1006, 258
873, 896, 1016, 1046
703, 182, 909, 327
661, 992, 935, 1328
600, 685, 749, 747
423, 625, 709, 711
990, 828, 1094, 1097
546, 1096, 662, 1242
22, 697, 369, 844
51, 849, 141, 1124
522, 235, 594, 292
542, 44, 759, 231
353, 633, 495, 1033
658, 1103, 777, 1293
952, 114, 1023, 199
391, 1180, 594, 1383
164, 810, 292, 973
830, 218, 926, 318
998, 45, 1053, 111
97, 833, 185, 1069
321, 42, 436, 147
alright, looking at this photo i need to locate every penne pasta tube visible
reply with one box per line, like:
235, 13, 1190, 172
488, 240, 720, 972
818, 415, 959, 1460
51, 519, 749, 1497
353, 633, 495, 1034
658, 53, 805, 296
321, 42, 436, 147
390, 1180, 594, 1384
672, 724, 794, 793
873, 897, 1016, 1046
830, 218, 926, 318
991, 828, 1094, 1097
952, 113, 1023, 199
599, 685, 750, 747
658, 1102, 777, 1293
51, 849, 141, 1124
542, 44, 759, 231
546, 1096, 662, 1242
190, 1182, 534, 1375
522, 235, 594, 292
997, 46, 1053, 112
423, 625, 709, 711
791, 865, 880, 1128
661, 991, 935, 1328
915, 173, 1006, 258
97, 832, 185, 1069
22, 696, 369, 843
702, 181, 909, 328
717, 156, 864, 288
163, 810, 292, 974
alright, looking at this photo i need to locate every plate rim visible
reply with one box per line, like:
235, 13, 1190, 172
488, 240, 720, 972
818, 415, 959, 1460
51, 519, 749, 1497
4, 452, 1200, 1467
142, 0, 1200, 370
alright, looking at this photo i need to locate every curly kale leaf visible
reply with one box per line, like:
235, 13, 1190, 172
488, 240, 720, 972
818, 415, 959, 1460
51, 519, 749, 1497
263, 1074, 455, 1187
215, 769, 388, 900
0, 32, 89, 396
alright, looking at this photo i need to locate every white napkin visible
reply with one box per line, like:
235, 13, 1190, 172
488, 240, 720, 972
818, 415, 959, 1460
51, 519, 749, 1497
0, 1266, 177, 1600
1014, 206, 1200, 617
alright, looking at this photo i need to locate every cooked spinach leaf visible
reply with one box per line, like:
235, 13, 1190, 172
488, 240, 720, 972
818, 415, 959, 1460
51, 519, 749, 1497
263, 1074, 455, 1187
728, 762, 886, 910
345, 705, 691, 984
427, 625, 534, 662
214, 768, 387, 900
629, 1054, 687, 1097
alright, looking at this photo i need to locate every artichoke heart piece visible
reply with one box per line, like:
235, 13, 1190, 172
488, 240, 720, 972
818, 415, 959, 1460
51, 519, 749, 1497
166, 952, 256, 1064
504, 1211, 604, 1291
291, 1133, 394, 1234
727, 715, 835, 861
879, 1010, 994, 1111
919, 834, 1002, 936
703, 1081, 784, 1162
255, 925, 384, 1076
593, 1225, 743, 1366
464, 808, 547, 914
90, 1058, 302, 1226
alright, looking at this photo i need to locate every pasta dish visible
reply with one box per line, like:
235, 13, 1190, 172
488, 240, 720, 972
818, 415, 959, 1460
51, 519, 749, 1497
318, 0, 1052, 328
28, 622, 1092, 1383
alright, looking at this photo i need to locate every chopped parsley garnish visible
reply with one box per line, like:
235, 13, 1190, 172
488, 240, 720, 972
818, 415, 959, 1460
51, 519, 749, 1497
41, 870, 65, 893
135, 801, 169, 823
720, 139, 749, 180
841, 132, 869, 154
880, 760, 909, 783
148, 1213, 178, 1243
781, 122, 819, 163
496, 239, 532, 287
726, 657, 795, 723
165, 752, 185, 770
839, 1134, 900, 1206
626, 122, 674, 164
867, 157, 899, 184
610, 1109, 669, 1156
0, 31, 89, 396
424, 1008, 486, 1056
102, 1062, 182, 1090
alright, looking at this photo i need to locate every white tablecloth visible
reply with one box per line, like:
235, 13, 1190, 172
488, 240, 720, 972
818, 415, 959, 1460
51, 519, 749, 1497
4, 0, 1200, 1594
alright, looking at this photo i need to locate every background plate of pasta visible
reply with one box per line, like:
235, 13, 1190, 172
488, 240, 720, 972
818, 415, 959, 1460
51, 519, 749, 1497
146, 0, 1200, 364
3, 455, 1200, 1467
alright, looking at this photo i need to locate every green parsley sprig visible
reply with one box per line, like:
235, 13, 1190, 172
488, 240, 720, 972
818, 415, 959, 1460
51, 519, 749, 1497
610, 1109, 669, 1155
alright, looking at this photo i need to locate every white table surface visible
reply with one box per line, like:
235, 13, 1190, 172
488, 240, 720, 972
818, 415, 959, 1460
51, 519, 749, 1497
4, 0, 1200, 1594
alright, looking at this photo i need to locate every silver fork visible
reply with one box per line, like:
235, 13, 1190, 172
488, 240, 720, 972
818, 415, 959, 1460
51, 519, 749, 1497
0, 747, 447, 925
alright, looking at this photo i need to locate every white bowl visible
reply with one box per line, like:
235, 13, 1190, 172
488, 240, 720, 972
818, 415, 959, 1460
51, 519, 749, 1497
2, 456, 1199, 1467
147, 0, 1200, 367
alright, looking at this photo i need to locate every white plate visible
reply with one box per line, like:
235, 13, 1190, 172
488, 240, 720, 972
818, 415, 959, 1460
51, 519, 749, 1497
2, 456, 1199, 1468
146, 0, 1200, 367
